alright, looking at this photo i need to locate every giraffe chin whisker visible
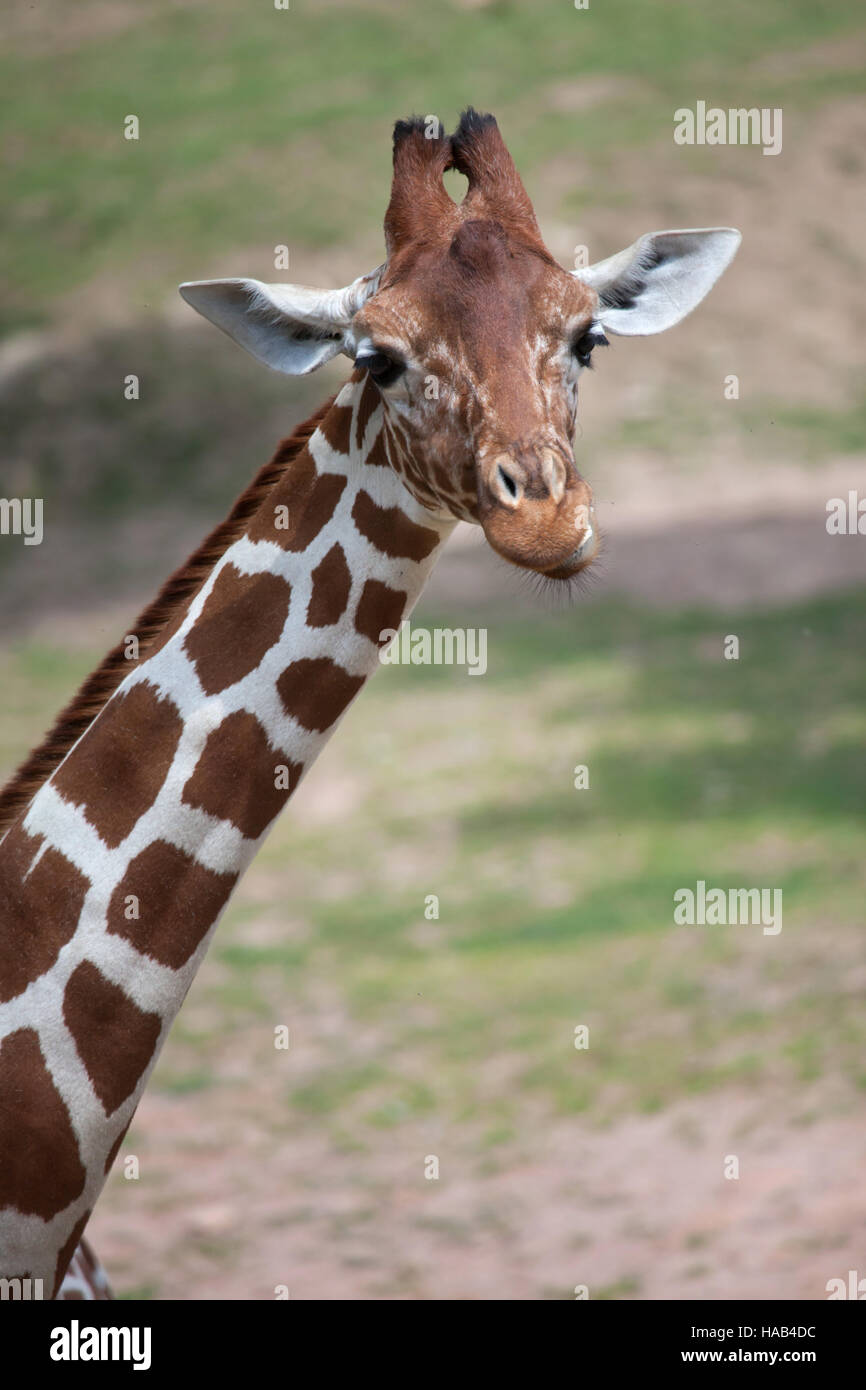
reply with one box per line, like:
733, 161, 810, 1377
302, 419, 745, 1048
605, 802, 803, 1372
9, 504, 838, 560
539, 524, 600, 580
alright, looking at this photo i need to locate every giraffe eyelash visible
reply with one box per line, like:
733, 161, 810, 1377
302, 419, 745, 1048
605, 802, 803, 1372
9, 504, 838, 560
572, 327, 609, 368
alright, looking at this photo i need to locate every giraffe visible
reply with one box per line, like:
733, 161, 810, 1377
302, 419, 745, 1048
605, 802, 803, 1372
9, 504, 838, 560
0, 109, 740, 1299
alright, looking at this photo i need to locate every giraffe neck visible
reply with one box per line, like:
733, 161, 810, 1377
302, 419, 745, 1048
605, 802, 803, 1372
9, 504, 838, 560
0, 376, 456, 1288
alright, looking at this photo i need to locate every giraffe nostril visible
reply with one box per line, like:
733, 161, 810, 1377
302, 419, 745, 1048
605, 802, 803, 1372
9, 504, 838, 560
494, 462, 523, 507
540, 449, 566, 505
498, 465, 517, 498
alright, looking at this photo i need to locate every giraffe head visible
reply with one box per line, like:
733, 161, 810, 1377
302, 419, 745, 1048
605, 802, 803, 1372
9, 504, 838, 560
181, 109, 740, 581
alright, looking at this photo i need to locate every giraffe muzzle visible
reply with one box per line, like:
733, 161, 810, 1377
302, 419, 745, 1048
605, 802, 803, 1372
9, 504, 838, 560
540, 506, 599, 578
478, 450, 598, 579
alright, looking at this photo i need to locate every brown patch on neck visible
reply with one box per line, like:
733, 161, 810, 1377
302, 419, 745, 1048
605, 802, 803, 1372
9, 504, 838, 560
106, 839, 238, 969
318, 402, 353, 454
52, 681, 183, 849
307, 543, 352, 628
276, 656, 365, 734
63, 960, 163, 1115
0, 1028, 87, 1222
246, 451, 347, 550
181, 710, 302, 840
184, 565, 292, 696
351, 490, 440, 561
354, 579, 407, 648
0, 826, 89, 1001
0, 399, 334, 837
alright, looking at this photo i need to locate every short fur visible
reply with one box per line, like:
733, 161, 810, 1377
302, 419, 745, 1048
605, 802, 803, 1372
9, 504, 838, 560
0, 400, 333, 835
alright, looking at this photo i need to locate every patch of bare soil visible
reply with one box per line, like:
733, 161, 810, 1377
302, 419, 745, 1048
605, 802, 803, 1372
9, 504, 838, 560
90, 1076, 864, 1300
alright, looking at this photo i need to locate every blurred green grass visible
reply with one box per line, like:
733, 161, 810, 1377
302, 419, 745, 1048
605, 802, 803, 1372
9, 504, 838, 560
3, 588, 864, 1135
609, 391, 866, 467
2, 0, 864, 329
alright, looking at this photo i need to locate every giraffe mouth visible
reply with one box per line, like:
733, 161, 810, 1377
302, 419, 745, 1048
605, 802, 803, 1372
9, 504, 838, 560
539, 511, 599, 580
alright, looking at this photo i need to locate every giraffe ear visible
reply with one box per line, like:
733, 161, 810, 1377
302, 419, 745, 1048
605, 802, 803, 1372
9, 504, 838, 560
179, 268, 384, 374
574, 228, 741, 336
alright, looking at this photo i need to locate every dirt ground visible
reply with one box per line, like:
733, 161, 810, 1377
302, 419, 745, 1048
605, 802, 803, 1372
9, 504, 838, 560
92, 1086, 865, 1300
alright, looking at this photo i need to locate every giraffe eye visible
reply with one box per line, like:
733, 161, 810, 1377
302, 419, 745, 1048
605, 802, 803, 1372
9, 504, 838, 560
355, 350, 406, 388
572, 328, 609, 368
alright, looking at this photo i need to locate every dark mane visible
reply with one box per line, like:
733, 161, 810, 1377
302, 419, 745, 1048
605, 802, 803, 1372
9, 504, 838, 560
0, 398, 334, 836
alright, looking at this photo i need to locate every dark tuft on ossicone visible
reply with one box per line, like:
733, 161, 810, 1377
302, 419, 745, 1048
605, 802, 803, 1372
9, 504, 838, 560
392, 114, 449, 159
453, 107, 499, 141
